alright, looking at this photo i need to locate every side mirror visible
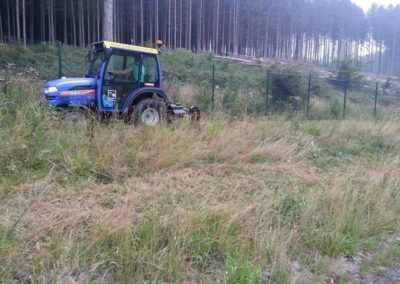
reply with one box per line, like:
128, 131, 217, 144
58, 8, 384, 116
86, 51, 96, 62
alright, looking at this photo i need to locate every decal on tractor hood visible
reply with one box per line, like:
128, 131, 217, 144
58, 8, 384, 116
60, 89, 96, 96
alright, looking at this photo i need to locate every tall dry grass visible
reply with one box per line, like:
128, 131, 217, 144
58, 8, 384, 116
1, 80, 400, 283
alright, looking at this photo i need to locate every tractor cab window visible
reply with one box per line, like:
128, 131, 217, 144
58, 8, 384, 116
105, 52, 142, 83
142, 55, 159, 85
87, 50, 105, 78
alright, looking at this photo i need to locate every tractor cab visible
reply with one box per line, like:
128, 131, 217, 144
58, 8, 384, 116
43, 41, 198, 126
87, 41, 163, 112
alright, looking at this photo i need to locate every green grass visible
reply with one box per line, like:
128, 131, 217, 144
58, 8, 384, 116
1, 44, 400, 283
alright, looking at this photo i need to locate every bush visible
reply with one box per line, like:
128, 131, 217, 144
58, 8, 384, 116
270, 72, 307, 113
335, 58, 363, 88
329, 99, 342, 119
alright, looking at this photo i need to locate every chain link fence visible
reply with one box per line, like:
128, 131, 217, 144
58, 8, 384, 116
202, 61, 397, 120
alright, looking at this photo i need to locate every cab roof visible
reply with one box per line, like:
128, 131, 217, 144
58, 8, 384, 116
91, 41, 159, 55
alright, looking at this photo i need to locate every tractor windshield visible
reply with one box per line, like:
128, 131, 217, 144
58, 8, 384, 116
87, 50, 105, 78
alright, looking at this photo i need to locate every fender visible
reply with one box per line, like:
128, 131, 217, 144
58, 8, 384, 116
122, 87, 169, 112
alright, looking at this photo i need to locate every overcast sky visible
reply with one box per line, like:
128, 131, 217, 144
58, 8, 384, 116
351, 0, 400, 12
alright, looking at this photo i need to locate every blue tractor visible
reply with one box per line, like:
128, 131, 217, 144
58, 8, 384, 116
43, 41, 199, 126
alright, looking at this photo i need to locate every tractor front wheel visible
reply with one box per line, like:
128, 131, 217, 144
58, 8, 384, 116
132, 98, 166, 127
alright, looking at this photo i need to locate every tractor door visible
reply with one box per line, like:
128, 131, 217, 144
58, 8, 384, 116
101, 50, 142, 111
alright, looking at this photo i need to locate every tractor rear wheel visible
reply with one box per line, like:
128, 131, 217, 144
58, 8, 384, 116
132, 98, 166, 127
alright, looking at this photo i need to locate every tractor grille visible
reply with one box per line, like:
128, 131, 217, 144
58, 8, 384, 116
46, 95, 57, 101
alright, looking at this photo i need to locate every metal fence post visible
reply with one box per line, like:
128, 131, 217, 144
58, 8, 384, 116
265, 69, 270, 115
343, 80, 348, 119
374, 82, 378, 118
306, 73, 311, 118
211, 63, 215, 120
57, 41, 62, 78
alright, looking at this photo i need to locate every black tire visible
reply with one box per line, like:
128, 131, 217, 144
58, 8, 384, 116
132, 98, 166, 126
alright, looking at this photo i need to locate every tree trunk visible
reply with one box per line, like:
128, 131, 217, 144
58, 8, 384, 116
378, 42, 383, 74
155, 0, 159, 40
41, 0, 45, 41
162, 1, 167, 45
233, 0, 239, 54
86, 0, 91, 44
29, 2, 33, 41
221, 1, 225, 53
216, 0, 219, 53
47, 0, 51, 42
391, 29, 397, 74
168, 0, 171, 47
179, 0, 182, 47
112, 0, 116, 41
103, 0, 113, 41
0, 8, 3, 41
22, 0, 26, 46
131, 0, 136, 43
197, 0, 202, 51
6, 0, 11, 40
16, 0, 20, 41
173, 0, 176, 48
79, 0, 85, 46
275, 7, 281, 58
140, 0, 144, 45
64, 0, 68, 44
49, 0, 55, 43
51, 0, 55, 43
149, 0, 153, 43
294, 33, 301, 60
47, 0, 55, 43
71, 0, 77, 45
97, 0, 100, 41
188, 0, 192, 50
202, 0, 205, 51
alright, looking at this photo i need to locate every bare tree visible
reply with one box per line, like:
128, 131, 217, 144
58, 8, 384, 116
103, 0, 113, 41
16, 0, 20, 41
6, 0, 11, 40
63, 0, 67, 44
22, 0, 26, 46
140, 0, 143, 45
71, 0, 77, 45
97, 0, 100, 41
155, 0, 159, 40
48, 0, 55, 44
0, 8, 3, 41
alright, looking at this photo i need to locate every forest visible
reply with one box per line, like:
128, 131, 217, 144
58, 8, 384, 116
0, 0, 399, 75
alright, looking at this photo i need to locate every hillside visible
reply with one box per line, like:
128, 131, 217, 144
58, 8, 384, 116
1, 44, 400, 283
2, 43, 400, 121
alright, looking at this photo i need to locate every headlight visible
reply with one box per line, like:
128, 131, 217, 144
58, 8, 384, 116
44, 86, 58, 94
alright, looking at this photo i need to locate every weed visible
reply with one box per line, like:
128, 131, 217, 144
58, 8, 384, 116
270, 267, 290, 284
329, 99, 342, 119
225, 248, 261, 284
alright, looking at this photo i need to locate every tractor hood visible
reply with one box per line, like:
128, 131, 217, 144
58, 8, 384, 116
45, 77, 96, 91
44, 77, 97, 107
